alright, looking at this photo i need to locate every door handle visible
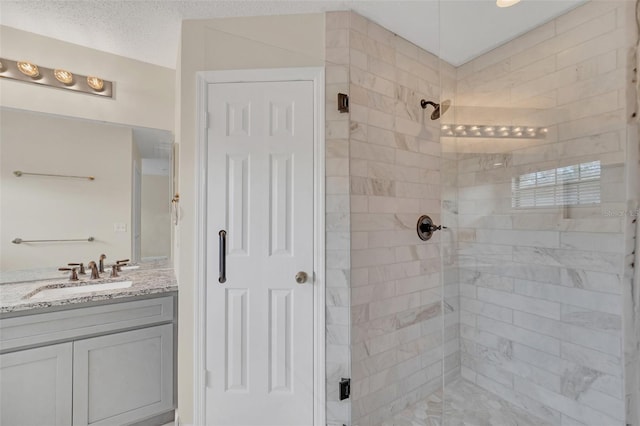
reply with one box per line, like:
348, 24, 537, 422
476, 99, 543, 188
295, 271, 308, 284
219, 230, 226, 283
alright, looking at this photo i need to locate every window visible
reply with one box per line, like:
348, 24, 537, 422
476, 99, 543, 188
511, 161, 601, 208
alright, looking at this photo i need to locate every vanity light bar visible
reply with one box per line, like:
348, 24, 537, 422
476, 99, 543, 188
440, 124, 548, 139
0, 57, 113, 98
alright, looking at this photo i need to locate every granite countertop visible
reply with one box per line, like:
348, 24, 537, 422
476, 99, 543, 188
0, 261, 177, 314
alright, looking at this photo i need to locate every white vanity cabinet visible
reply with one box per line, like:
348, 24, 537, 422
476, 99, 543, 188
0, 342, 73, 426
73, 324, 173, 426
0, 294, 176, 426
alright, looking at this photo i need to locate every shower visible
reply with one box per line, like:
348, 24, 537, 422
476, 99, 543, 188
420, 99, 451, 120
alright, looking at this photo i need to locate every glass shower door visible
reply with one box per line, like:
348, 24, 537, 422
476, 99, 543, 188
438, 1, 636, 425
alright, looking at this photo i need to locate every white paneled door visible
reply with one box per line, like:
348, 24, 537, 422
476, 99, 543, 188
206, 80, 315, 425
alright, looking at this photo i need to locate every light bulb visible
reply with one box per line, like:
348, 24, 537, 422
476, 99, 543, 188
17, 61, 39, 77
87, 76, 104, 91
54, 69, 73, 85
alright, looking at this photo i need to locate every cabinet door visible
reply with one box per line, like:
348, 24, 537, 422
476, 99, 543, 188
0, 342, 73, 426
73, 324, 174, 426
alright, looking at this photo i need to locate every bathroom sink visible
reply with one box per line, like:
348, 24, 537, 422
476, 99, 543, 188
28, 281, 133, 300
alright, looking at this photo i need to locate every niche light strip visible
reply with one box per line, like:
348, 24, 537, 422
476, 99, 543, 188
0, 58, 113, 98
441, 124, 548, 139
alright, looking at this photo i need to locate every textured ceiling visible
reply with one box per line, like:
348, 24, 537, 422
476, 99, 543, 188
0, 0, 587, 69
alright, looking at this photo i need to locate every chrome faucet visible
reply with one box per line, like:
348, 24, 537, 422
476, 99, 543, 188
88, 261, 100, 279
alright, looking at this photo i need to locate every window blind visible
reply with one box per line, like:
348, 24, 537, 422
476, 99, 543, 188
511, 161, 601, 208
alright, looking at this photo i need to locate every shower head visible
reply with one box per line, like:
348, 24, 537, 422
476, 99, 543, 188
420, 99, 451, 120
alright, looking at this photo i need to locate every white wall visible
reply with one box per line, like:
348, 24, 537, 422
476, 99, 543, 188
0, 26, 175, 131
176, 14, 325, 424
0, 109, 133, 271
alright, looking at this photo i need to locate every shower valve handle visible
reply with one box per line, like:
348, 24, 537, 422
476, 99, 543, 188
420, 223, 446, 233
416, 215, 446, 241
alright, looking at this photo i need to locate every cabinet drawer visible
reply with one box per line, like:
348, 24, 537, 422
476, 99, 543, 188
0, 296, 174, 352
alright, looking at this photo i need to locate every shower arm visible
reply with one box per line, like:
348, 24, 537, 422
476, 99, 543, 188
420, 100, 438, 109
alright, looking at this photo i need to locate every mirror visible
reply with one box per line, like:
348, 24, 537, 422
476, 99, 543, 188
0, 107, 174, 283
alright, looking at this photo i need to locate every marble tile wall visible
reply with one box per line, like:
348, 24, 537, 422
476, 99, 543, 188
342, 12, 454, 426
449, 1, 637, 425
626, 8, 640, 422
623, 198, 639, 426
325, 11, 352, 426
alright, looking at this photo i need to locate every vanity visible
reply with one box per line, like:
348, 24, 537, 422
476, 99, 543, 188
0, 264, 178, 426
0, 102, 177, 425
0, 27, 178, 424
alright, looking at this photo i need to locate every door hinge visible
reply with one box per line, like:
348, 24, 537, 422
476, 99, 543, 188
339, 377, 350, 400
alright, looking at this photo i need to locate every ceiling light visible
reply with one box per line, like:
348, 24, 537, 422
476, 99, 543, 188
496, 0, 521, 7
17, 61, 39, 78
87, 76, 104, 91
54, 69, 73, 85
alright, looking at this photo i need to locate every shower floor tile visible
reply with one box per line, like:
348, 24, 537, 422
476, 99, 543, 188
383, 379, 552, 426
